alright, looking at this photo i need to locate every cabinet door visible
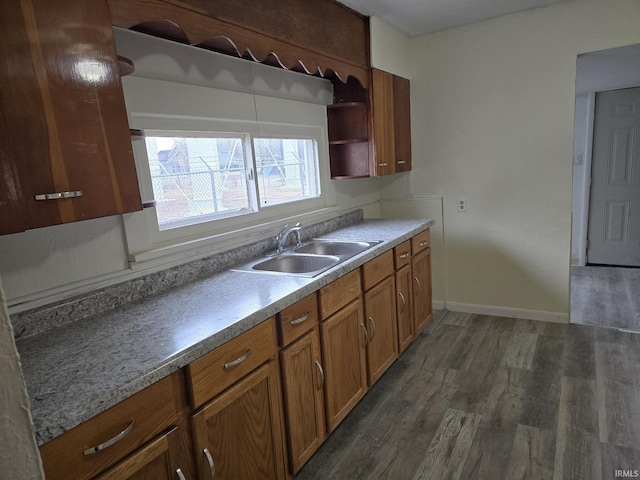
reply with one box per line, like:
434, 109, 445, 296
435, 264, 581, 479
412, 248, 433, 335
280, 329, 325, 474
191, 361, 287, 480
320, 298, 367, 433
371, 68, 395, 176
395, 264, 414, 353
0, 0, 141, 234
364, 276, 398, 385
393, 75, 412, 172
95, 427, 186, 480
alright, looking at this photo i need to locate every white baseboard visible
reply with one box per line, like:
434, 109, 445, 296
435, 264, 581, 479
433, 300, 446, 311
444, 301, 569, 324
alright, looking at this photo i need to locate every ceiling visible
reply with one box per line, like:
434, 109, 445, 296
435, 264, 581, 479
337, 0, 568, 37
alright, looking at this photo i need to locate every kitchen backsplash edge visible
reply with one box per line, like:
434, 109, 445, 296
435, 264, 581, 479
10, 210, 364, 340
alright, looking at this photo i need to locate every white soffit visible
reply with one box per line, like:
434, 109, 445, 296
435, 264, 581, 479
338, 0, 568, 37
576, 43, 640, 95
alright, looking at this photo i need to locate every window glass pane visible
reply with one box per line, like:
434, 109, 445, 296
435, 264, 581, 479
253, 138, 320, 206
144, 136, 251, 229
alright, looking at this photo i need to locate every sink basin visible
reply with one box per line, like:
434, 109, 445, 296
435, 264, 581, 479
251, 254, 340, 275
294, 240, 379, 258
231, 239, 382, 277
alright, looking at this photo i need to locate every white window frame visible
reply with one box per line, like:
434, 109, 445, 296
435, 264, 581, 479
121, 79, 336, 269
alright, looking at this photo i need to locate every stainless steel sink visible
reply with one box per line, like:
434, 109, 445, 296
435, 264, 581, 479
251, 254, 340, 276
294, 240, 379, 259
231, 239, 381, 277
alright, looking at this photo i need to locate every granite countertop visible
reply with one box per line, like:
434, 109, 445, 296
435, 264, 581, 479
16, 218, 434, 445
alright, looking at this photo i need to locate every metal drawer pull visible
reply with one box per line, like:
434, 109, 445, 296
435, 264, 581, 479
290, 312, 310, 326
397, 160, 406, 164
399, 252, 410, 259
398, 292, 406, 313
223, 349, 251, 369
176, 468, 186, 480
378, 162, 388, 167
203, 448, 216, 480
419, 241, 428, 247
360, 323, 368, 346
315, 361, 325, 389
414, 277, 421, 296
35, 190, 83, 201
83, 419, 135, 455
368, 317, 376, 340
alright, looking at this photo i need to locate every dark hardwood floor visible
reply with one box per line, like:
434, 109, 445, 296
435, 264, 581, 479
294, 311, 640, 480
571, 266, 640, 331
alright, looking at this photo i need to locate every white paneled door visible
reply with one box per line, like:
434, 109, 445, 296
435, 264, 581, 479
588, 87, 640, 266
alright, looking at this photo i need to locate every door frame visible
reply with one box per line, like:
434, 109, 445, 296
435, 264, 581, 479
573, 91, 596, 267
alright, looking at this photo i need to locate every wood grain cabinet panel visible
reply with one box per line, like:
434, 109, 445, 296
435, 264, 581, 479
0, 0, 141, 235
94, 427, 185, 480
371, 69, 396, 176
393, 75, 412, 172
280, 328, 326, 474
39, 372, 187, 480
320, 298, 367, 433
319, 269, 362, 319
395, 263, 414, 353
191, 360, 287, 480
277, 293, 319, 348
186, 317, 277, 409
413, 247, 433, 335
363, 276, 398, 386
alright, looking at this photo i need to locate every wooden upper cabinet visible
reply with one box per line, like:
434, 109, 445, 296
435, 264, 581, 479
0, 0, 141, 235
371, 68, 412, 176
393, 75, 412, 172
371, 69, 396, 176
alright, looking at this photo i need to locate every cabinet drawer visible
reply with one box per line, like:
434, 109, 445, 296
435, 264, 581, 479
362, 250, 394, 291
186, 317, 277, 409
277, 293, 319, 347
319, 269, 362, 319
393, 240, 412, 270
40, 373, 181, 480
411, 229, 430, 255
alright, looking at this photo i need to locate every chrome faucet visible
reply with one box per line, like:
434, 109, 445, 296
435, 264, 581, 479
275, 222, 303, 253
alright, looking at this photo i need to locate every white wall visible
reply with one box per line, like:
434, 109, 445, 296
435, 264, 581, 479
0, 276, 43, 479
370, 16, 412, 79
407, 0, 640, 320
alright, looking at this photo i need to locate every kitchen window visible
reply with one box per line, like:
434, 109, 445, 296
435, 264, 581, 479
115, 27, 335, 267
142, 134, 321, 231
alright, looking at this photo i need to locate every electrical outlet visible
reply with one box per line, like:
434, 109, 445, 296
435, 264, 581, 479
457, 198, 467, 213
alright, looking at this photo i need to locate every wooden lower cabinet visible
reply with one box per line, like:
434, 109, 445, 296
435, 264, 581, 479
95, 427, 185, 480
395, 264, 414, 353
320, 298, 367, 433
190, 361, 287, 480
280, 328, 326, 474
413, 247, 433, 335
363, 276, 398, 386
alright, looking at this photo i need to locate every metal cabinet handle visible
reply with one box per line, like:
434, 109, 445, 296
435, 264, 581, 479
378, 162, 388, 167
223, 349, 251, 369
414, 277, 421, 296
83, 419, 135, 455
399, 252, 410, 259
290, 312, 310, 326
368, 317, 376, 341
203, 448, 216, 480
35, 190, 83, 201
315, 361, 325, 389
176, 468, 186, 480
397, 160, 406, 164
419, 241, 428, 247
398, 292, 406, 313
360, 323, 368, 346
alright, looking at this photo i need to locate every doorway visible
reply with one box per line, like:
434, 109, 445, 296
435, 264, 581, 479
571, 44, 640, 331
